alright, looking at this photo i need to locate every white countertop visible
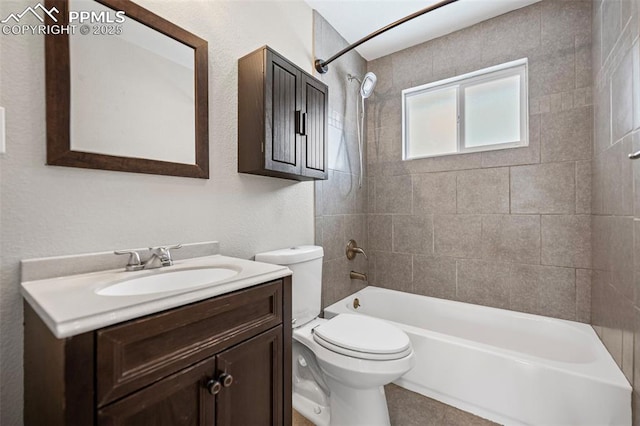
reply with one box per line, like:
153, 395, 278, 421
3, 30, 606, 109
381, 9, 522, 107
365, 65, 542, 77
21, 255, 291, 339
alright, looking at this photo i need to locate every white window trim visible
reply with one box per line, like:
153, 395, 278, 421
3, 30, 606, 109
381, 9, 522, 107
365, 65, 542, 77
402, 58, 529, 161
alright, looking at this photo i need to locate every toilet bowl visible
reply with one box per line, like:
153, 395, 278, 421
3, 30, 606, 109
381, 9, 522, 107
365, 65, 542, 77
255, 246, 414, 426
295, 316, 415, 425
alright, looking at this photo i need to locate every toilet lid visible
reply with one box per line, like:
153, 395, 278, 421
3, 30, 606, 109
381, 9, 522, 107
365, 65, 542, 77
312, 314, 411, 360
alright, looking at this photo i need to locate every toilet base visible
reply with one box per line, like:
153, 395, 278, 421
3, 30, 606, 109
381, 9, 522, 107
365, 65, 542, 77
293, 393, 330, 426
325, 377, 391, 426
293, 376, 393, 426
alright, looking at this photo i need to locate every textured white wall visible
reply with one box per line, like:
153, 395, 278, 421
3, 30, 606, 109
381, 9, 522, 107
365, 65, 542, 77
0, 1, 314, 423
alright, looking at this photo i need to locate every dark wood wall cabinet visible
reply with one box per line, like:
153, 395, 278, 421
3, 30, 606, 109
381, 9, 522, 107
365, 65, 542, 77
24, 277, 293, 426
238, 46, 328, 181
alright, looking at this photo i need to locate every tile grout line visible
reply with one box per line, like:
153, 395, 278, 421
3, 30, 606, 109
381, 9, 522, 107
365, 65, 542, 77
508, 166, 512, 215
432, 214, 435, 254
574, 268, 578, 321
575, 161, 578, 214
574, 35, 577, 91
539, 214, 542, 266
455, 259, 458, 299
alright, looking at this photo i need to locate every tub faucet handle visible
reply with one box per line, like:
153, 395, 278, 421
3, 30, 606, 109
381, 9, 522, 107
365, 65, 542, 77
346, 239, 368, 260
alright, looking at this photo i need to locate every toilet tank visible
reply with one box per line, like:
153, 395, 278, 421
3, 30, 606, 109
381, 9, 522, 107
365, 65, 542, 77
255, 246, 323, 327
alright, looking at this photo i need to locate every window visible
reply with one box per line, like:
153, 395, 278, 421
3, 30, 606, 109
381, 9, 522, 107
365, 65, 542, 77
402, 58, 528, 160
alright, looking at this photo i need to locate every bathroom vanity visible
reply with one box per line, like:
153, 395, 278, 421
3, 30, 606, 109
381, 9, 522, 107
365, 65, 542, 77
21, 252, 292, 426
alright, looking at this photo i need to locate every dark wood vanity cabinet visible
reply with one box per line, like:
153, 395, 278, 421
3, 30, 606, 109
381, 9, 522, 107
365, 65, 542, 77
24, 277, 292, 426
238, 46, 328, 181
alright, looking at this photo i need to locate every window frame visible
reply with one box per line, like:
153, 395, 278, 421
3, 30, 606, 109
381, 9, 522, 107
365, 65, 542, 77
402, 58, 529, 161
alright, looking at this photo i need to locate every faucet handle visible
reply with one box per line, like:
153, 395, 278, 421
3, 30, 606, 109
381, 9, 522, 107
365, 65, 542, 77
346, 239, 368, 260
114, 250, 143, 271
164, 244, 182, 262
148, 244, 182, 253
148, 244, 182, 264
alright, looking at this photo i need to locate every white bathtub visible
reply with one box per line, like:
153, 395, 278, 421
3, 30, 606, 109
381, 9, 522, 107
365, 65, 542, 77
324, 286, 631, 426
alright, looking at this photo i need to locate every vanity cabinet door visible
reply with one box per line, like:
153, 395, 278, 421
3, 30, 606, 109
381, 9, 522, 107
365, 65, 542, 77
97, 357, 216, 426
216, 326, 283, 426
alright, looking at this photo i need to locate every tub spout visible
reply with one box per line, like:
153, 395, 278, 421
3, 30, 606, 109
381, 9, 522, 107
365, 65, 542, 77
350, 271, 368, 281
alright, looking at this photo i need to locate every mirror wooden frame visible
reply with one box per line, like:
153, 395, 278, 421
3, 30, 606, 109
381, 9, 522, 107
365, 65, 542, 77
45, 0, 209, 178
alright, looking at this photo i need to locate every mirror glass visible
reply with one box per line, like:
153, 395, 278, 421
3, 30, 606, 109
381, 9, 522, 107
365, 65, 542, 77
46, 0, 209, 178
69, 0, 196, 165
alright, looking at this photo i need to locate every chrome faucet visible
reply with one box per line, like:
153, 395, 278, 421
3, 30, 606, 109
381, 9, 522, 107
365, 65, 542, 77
144, 245, 179, 268
115, 244, 182, 271
346, 239, 368, 260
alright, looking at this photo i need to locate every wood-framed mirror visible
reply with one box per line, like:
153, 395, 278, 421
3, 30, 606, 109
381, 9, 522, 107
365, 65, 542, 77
45, 0, 209, 178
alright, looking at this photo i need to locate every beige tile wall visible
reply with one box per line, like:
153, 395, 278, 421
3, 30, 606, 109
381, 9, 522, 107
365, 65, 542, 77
313, 0, 640, 421
591, 0, 640, 420
313, 12, 369, 308
365, 0, 593, 322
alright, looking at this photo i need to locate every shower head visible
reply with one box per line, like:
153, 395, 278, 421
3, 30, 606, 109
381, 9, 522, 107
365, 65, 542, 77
360, 72, 377, 98
347, 72, 378, 98
347, 72, 378, 189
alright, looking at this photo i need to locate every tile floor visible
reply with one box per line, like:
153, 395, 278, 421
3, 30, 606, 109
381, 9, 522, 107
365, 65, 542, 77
293, 384, 499, 426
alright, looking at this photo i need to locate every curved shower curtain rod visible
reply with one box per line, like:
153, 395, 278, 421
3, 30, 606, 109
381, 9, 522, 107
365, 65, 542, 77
315, 0, 459, 74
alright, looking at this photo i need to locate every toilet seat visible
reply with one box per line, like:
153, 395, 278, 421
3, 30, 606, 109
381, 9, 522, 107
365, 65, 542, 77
312, 314, 412, 361
294, 316, 415, 390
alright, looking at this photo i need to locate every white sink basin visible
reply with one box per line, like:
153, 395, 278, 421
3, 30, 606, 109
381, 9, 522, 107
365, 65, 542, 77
96, 267, 240, 296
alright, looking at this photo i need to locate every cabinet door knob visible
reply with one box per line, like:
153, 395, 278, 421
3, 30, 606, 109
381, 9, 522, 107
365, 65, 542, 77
206, 379, 222, 395
220, 373, 234, 388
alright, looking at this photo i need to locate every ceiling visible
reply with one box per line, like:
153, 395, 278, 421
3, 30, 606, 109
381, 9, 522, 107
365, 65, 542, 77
304, 0, 542, 61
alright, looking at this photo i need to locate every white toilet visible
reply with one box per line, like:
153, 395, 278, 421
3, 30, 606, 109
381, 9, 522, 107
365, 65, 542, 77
255, 246, 414, 426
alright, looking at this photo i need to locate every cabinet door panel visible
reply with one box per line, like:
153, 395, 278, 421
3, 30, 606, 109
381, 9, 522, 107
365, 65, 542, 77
265, 51, 301, 175
272, 65, 296, 165
302, 76, 327, 179
98, 357, 215, 426
216, 327, 283, 426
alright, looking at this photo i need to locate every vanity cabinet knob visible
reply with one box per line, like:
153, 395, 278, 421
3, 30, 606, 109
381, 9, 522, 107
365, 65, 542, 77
206, 379, 222, 395
206, 374, 232, 395
220, 373, 233, 388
